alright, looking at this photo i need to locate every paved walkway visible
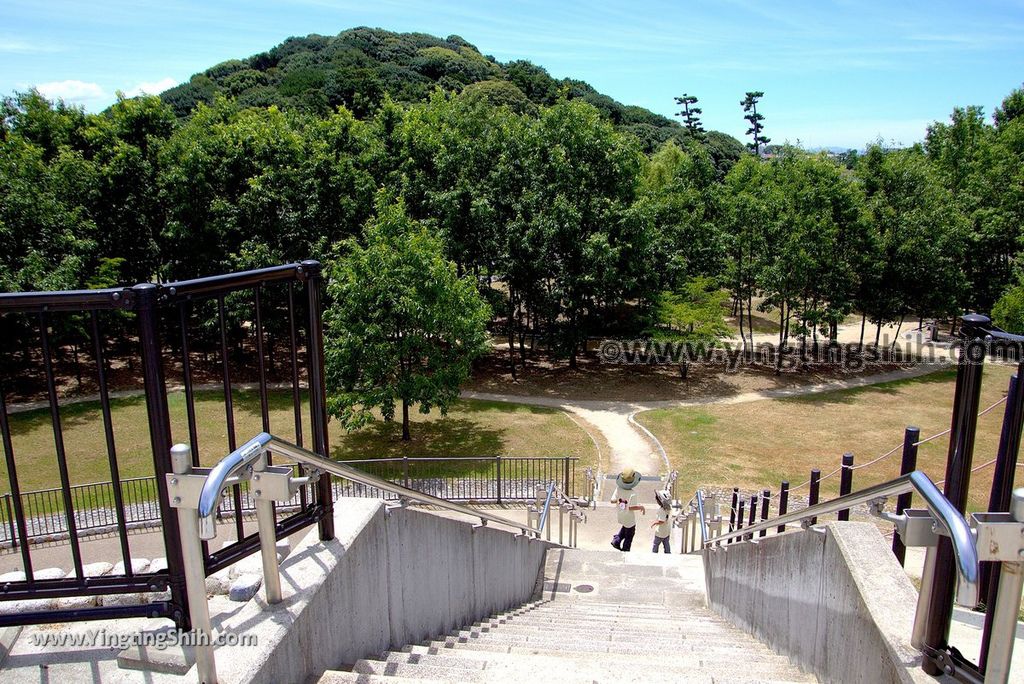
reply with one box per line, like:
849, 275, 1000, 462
463, 362, 947, 482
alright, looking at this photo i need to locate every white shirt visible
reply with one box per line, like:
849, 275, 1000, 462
613, 488, 638, 526
654, 509, 670, 538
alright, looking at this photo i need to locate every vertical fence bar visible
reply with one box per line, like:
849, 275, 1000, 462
0, 380, 30, 574
838, 453, 854, 521
923, 314, 988, 676
303, 261, 334, 541
134, 283, 189, 629
286, 282, 308, 509
746, 494, 756, 540
759, 489, 769, 537
892, 427, 920, 566
809, 469, 821, 525
177, 302, 200, 466
3, 493, 15, 548
39, 313, 85, 581
979, 373, 1024, 671
91, 310, 133, 573
777, 481, 789, 534
563, 457, 570, 495
496, 456, 502, 504
217, 295, 245, 541
254, 284, 270, 433
729, 487, 738, 532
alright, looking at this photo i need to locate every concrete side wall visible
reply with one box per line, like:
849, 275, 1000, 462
220, 498, 550, 684
704, 522, 930, 684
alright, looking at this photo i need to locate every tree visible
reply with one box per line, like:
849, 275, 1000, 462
649, 277, 729, 378
324, 197, 491, 441
674, 94, 704, 137
995, 85, 1024, 129
993, 283, 1024, 333
741, 91, 770, 156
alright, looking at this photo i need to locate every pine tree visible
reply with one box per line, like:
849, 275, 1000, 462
674, 93, 705, 137
741, 91, 770, 155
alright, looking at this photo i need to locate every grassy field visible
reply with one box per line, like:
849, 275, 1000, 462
636, 364, 1017, 511
0, 390, 596, 498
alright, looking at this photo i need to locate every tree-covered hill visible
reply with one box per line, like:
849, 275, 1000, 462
158, 27, 743, 163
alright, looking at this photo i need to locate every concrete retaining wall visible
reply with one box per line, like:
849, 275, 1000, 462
703, 522, 930, 684
212, 498, 550, 684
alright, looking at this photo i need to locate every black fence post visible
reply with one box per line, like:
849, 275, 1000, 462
736, 499, 745, 544
729, 487, 739, 532
759, 489, 770, 537
302, 261, 335, 542
563, 456, 570, 495
924, 313, 988, 676
747, 494, 757, 540
892, 427, 920, 566
403, 456, 410, 490
809, 469, 821, 525
778, 481, 789, 534
980, 372, 1024, 671
134, 283, 189, 630
838, 453, 854, 521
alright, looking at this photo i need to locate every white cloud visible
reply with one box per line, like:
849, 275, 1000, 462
125, 77, 178, 97
35, 79, 106, 105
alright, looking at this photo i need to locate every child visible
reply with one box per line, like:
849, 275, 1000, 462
651, 489, 671, 553
610, 468, 645, 551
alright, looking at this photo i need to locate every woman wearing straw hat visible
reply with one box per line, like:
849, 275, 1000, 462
610, 468, 645, 551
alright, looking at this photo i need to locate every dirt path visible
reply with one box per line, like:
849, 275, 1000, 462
462, 362, 948, 479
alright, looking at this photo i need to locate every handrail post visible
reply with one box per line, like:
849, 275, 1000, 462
135, 283, 189, 630
252, 451, 282, 604
923, 314, 988, 675
980, 489, 1024, 683
980, 373, 1024, 670
838, 453, 854, 521
169, 444, 217, 684
893, 427, 920, 565
736, 499, 745, 545
746, 494, 756, 540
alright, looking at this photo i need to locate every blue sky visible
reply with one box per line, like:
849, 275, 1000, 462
2, 0, 1022, 148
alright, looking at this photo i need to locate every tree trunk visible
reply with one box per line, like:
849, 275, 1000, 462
507, 292, 517, 380
874, 321, 882, 348
679, 360, 688, 380
402, 399, 411, 441
859, 313, 866, 352
891, 315, 905, 352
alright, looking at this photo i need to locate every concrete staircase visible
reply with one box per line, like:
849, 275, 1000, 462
316, 548, 817, 684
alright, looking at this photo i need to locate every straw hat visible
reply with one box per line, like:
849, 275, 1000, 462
615, 468, 642, 490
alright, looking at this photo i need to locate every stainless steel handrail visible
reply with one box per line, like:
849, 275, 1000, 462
693, 490, 708, 547
197, 432, 539, 539
536, 481, 556, 535
702, 471, 980, 607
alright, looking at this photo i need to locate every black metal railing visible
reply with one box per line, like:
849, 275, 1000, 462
0, 261, 333, 629
0, 456, 577, 544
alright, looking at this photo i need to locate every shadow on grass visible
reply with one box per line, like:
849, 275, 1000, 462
777, 367, 958, 406
5, 393, 149, 437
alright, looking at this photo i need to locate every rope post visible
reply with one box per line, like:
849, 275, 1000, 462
729, 487, 739, 532
838, 453, 854, 521
923, 313, 988, 676
747, 494, 757, 540
735, 499, 745, 545
892, 427, 920, 566
759, 489, 770, 537
808, 469, 821, 525
777, 481, 789, 534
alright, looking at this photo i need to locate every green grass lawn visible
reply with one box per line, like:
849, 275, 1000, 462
637, 364, 1016, 511
0, 390, 596, 503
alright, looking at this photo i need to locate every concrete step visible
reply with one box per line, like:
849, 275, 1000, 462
461, 621, 739, 641
438, 628, 760, 651
353, 656, 815, 683
318, 671, 452, 684
475, 613, 731, 630
421, 636, 789, 659
386, 646, 804, 674
406, 640, 780, 660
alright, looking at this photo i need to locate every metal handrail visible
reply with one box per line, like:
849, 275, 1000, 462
536, 481, 556, 535
703, 471, 980, 607
197, 432, 539, 539
693, 490, 709, 547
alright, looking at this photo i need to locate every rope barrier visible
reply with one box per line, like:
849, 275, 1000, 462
765, 394, 1009, 499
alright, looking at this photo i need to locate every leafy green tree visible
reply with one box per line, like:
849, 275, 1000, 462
649, 277, 729, 378
995, 85, 1024, 128
993, 283, 1024, 333
741, 91, 770, 155
324, 197, 491, 441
